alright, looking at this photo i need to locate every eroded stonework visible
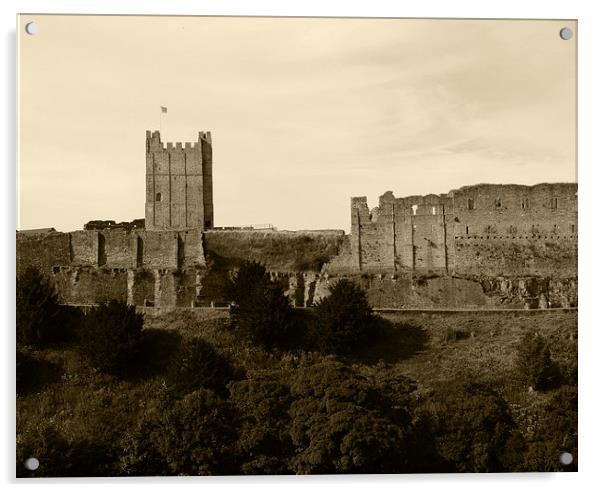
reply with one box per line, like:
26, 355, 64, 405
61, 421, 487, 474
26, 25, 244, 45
349, 183, 577, 277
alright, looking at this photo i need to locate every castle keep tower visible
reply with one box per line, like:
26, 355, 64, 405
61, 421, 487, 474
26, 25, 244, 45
145, 130, 214, 230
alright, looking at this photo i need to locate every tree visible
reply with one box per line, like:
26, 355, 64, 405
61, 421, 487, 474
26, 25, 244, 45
521, 385, 577, 471
516, 331, 560, 391
227, 261, 295, 349
423, 381, 520, 472
287, 360, 416, 474
16, 267, 61, 346
229, 373, 295, 474
311, 279, 378, 354
168, 337, 238, 397
78, 300, 143, 375
121, 389, 238, 475
17, 424, 115, 477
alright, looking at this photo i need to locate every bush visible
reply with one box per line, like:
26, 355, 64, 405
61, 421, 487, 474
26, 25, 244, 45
121, 389, 238, 475
229, 374, 295, 474
516, 331, 561, 391
16, 350, 62, 396
78, 300, 143, 375
17, 423, 115, 477
422, 381, 520, 472
287, 360, 416, 474
310, 279, 378, 354
168, 337, 238, 396
16, 267, 61, 346
227, 261, 295, 349
520, 385, 577, 471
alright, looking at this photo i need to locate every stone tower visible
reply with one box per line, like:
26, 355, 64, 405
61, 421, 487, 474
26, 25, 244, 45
145, 130, 213, 230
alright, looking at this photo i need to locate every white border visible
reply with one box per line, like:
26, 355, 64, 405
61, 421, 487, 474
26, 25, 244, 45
3, 1, 601, 491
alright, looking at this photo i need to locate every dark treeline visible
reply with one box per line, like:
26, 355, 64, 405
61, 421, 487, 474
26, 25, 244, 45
16, 264, 577, 476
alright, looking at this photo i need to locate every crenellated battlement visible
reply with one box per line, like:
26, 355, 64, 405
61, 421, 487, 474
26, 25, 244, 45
145, 130, 211, 152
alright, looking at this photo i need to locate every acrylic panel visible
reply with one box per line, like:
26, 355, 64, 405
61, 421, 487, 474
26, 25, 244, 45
16, 15, 577, 477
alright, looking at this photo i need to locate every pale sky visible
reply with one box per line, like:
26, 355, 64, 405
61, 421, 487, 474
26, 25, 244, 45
18, 16, 576, 232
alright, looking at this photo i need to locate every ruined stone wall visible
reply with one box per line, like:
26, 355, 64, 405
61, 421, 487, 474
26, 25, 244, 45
145, 130, 213, 231
350, 183, 577, 278
16, 232, 71, 277
16, 229, 207, 309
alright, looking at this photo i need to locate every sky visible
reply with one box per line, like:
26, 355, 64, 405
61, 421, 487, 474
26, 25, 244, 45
17, 16, 576, 232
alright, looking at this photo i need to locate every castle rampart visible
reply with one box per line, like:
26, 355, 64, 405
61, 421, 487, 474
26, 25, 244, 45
350, 183, 577, 277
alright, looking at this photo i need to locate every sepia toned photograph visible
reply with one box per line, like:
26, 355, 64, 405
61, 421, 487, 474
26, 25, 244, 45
16, 15, 577, 476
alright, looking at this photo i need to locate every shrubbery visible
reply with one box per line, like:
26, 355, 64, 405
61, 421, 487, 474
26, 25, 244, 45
16, 267, 61, 346
78, 300, 144, 375
227, 261, 295, 349
17, 423, 115, 477
121, 389, 238, 475
168, 336, 239, 396
423, 381, 522, 472
520, 385, 577, 471
516, 331, 561, 391
310, 279, 379, 354
15, 266, 578, 475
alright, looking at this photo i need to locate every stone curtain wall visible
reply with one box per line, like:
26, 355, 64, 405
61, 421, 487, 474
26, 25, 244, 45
145, 131, 213, 231
16, 229, 206, 308
350, 183, 577, 278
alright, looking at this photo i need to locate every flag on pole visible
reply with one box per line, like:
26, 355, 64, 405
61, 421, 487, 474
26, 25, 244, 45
160, 106, 167, 113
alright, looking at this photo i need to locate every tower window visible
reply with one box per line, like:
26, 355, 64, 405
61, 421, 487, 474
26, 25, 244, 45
494, 198, 502, 208
551, 197, 558, 209
155, 192, 162, 202
411, 204, 418, 215
467, 198, 475, 210
521, 198, 530, 209
570, 224, 575, 233
431, 206, 436, 215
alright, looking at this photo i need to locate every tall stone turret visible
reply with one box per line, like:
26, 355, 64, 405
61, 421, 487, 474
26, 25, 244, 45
145, 130, 214, 231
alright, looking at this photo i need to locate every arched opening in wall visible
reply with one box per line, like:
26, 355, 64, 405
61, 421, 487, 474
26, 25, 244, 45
570, 224, 576, 233
465, 226, 469, 234
136, 236, 144, 267
156, 192, 162, 202
411, 204, 418, 215
494, 198, 502, 209
551, 197, 558, 209
521, 198, 530, 209
431, 206, 436, 215
467, 198, 475, 210
98, 233, 106, 266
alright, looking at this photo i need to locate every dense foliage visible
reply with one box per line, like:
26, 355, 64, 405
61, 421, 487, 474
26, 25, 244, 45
78, 300, 144, 375
16, 271, 577, 476
311, 279, 379, 354
16, 267, 61, 346
516, 331, 560, 390
423, 381, 522, 472
227, 261, 295, 349
168, 336, 239, 397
